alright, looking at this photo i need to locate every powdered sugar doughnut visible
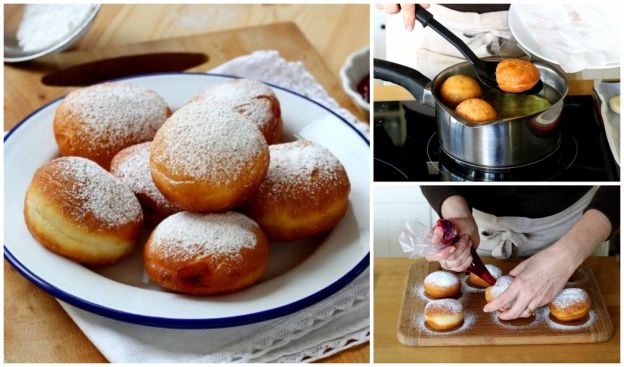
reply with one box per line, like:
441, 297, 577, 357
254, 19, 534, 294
150, 102, 269, 212
243, 140, 350, 241
24, 157, 143, 265
424, 298, 464, 330
143, 211, 269, 295
110, 142, 181, 225
470, 264, 503, 288
549, 288, 591, 322
485, 275, 514, 304
53, 82, 171, 169
424, 271, 460, 298
191, 79, 282, 144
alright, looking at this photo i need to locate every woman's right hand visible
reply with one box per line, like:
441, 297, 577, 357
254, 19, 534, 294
426, 217, 478, 272
374, 3, 430, 32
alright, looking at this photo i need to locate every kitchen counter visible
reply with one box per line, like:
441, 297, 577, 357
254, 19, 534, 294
374, 257, 619, 363
4, 4, 369, 363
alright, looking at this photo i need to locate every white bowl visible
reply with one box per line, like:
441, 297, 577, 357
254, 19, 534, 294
340, 47, 370, 115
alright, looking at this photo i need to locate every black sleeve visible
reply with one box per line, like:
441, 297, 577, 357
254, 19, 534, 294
585, 186, 619, 238
420, 186, 468, 217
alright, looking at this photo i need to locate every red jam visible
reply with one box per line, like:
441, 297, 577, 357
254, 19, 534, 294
357, 74, 370, 103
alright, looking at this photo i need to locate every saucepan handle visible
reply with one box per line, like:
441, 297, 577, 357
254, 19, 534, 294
373, 58, 433, 105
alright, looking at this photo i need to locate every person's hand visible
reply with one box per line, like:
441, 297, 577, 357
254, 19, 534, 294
482, 245, 575, 320
483, 208, 612, 320
426, 217, 479, 272
375, 3, 430, 32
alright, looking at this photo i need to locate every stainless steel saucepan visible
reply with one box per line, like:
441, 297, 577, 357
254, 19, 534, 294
374, 57, 569, 168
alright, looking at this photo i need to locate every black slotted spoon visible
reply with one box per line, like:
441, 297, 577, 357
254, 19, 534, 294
414, 5, 543, 95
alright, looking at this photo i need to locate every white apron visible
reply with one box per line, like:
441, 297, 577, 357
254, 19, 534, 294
473, 187, 599, 259
385, 4, 524, 80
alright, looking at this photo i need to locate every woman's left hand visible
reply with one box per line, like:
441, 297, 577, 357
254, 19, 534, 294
482, 244, 576, 320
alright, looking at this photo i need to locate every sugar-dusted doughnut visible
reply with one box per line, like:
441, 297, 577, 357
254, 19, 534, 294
143, 211, 269, 295
110, 142, 181, 225
485, 275, 514, 304
192, 79, 282, 144
53, 82, 171, 169
24, 157, 143, 265
549, 288, 591, 322
243, 140, 350, 241
424, 298, 464, 330
424, 270, 460, 299
150, 102, 269, 212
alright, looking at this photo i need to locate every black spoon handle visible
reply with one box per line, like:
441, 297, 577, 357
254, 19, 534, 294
414, 5, 485, 69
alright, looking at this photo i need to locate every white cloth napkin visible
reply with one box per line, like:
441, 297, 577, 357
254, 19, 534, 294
57, 50, 370, 363
512, 4, 620, 73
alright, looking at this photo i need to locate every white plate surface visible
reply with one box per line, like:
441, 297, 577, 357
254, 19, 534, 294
4, 73, 370, 328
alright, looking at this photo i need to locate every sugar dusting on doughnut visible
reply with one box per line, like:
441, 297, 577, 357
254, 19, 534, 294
151, 102, 267, 183
490, 275, 514, 298
539, 306, 596, 330
485, 264, 503, 280
51, 157, 142, 227
62, 83, 168, 151
551, 288, 590, 309
193, 79, 277, 130
417, 309, 476, 336
424, 271, 460, 288
263, 140, 345, 198
110, 142, 179, 214
150, 212, 258, 262
425, 298, 463, 314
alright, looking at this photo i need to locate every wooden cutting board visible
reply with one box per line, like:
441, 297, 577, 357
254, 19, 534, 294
4, 22, 361, 131
398, 259, 614, 346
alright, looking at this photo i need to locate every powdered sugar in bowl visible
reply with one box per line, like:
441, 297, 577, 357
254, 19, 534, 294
4, 4, 101, 63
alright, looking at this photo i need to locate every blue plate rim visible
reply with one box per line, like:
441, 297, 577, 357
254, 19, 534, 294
4, 71, 370, 329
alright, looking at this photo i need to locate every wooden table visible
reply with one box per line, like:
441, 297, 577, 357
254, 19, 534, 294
374, 257, 620, 363
4, 4, 369, 363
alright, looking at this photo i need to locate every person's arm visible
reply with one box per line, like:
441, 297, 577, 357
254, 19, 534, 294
483, 208, 612, 320
585, 186, 619, 237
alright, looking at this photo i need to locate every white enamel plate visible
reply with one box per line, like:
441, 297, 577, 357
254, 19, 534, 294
4, 73, 370, 328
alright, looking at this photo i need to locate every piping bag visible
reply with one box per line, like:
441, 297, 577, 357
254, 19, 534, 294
399, 218, 496, 286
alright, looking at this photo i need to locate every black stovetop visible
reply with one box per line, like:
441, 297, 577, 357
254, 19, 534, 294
374, 95, 619, 181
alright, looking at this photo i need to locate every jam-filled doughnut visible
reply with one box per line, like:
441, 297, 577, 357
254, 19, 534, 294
549, 288, 591, 322
424, 299, 464, 330
110, 142, 181, 225
485, 275, 514, 304
192, 79, 282, 144
53, 82, 171, 169
143, 211, 269, 295
150, 102, 269, 212
470, 264, 503, 288
496, 59, 541, 93
24, 157, 143, 265
243, 140, 350, 241
423, 271, 460, 298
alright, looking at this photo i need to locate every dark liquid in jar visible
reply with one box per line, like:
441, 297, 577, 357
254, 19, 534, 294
357, 74, 370, 103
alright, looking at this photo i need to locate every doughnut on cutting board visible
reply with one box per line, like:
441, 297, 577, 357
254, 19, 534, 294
398, 260, 614, 346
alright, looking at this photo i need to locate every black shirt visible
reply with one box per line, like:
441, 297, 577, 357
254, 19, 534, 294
421, 186, 619, 237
